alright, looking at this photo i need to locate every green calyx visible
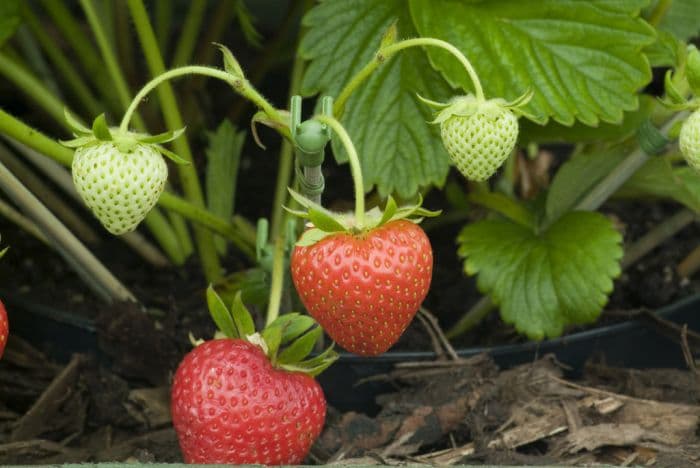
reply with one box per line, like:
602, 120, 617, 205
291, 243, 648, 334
59, 110, 189, 164
285, 188, 440, 247
419, 90, 535, 123
659, 45, 700, 112
205, 286, 337, 376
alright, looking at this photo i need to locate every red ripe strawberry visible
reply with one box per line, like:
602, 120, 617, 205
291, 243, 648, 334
171, 339, 326, 465
171, 288, 336, 465
0, 300, 7, 359
291, 219, 433, 356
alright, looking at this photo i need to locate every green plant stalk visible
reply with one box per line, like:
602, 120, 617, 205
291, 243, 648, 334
21, 4, 103, 117
445, 296, 495, 338
120, 66, 239, 131
155, 0, 174, 58
648, 0, 673, 26
334, 37, 484, 117
194, 0, 235, 67
158, 192, 256, 261
142, 208, 187, 265
0, 53, 71, 131
80, 0, 147, 131
265, 233, 287, 326
170, 0, 208, 67
270, 51, 306, 241
313, 116, 365, 227
39, 0, 118, 111
0, 109, 255, 262
574, 112, 687, 213
127, 0, 221, 282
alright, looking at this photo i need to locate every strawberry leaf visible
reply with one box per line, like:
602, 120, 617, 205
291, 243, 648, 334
64, 109, 91, 135
261, 325, 282, 359
231, 291, 256, 338
409, 0, 655, 126
277, 326, 322, 365
267, 313, 316, 344
91, 114, 112, 141
307, 208, 346, 233
649, 0, 700, 42
156, 146, 190, 165
137, 127, 187, 144
458, 211, 622, 340
207, 285, 238, 339
296, 228, 333, 247
617, 162, 700, 212
300, 0, 453, 197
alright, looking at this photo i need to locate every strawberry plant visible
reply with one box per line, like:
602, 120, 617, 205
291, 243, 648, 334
0, 0, 699, 462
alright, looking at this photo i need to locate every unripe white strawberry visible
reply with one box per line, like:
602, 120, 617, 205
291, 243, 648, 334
680, 110, 700, 171
435, 96, 519, 182
72, 142, 168, 235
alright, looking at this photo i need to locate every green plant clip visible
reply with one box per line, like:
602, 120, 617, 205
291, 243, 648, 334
290, 95, 333, 204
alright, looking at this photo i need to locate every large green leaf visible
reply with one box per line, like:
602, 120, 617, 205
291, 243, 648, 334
299, 0, 453, 197
0, 0, 20, 47
458, 211, 623, 339
205, 120, 245, 253
521, 96, 655, 144
409, 0, 655, 126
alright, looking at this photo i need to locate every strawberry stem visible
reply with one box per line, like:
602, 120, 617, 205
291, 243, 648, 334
312, 115, 365, 228
265, 234, 287, 326
335, 37, 485, 117
119, 65, 286, 133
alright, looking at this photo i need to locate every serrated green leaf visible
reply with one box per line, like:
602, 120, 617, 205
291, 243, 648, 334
615, 156, 700, 211
278, 326, 322, 364
92, 114, 112, 141
231, 291, 256, 338
521, 96, 656, 144
205, 120, 245, 253
410, 0, 655, 126
458, 212, 623, 339
644, 30, 682, 68
300, 0, 453, 197
207, 285, 238, 339
546, 144, 632, 222
0, 0, 20, 47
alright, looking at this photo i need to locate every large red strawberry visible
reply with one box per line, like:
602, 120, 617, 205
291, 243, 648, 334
171, 288, 336, 465
291, 219, 433, 356
0, 300, 7, 359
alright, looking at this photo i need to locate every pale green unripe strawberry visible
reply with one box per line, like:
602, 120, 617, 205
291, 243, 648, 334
72, 142, 168, 235
680, 110, 700, 171
434, 96, 519, 182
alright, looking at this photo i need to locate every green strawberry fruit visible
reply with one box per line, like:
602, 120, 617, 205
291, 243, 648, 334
680, 110, 700, 171
72, 142, 167, 235
435, 96, 519, 181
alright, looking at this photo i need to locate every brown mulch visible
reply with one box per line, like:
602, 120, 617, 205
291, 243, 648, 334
0, 331, 698, 466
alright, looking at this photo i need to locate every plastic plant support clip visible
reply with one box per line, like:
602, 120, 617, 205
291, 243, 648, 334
290, 95, 333, 205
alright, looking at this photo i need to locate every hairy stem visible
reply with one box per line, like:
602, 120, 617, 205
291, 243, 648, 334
335, 36, 484, 116
265, 234, 287, 326
313, 115, 365, 227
